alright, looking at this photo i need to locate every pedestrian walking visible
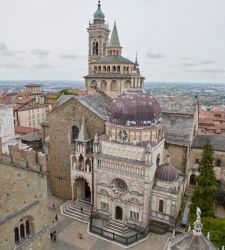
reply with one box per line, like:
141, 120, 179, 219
80, 207, 83, 213
55, 214, 58, 221
53, 203, 55, 208
50, 232, 53, 240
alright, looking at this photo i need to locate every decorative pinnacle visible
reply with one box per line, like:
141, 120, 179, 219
98, 0, 101, 6
135, 52, 139, 66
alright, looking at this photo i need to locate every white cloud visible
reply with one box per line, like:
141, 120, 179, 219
146, 51, 166, 59
31, 49, 50, 57
58, 54, 78, 59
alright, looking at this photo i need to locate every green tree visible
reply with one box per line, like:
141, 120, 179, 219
190, 140, 218, 217
201, 217, 225, 249
56, 89, 78, 99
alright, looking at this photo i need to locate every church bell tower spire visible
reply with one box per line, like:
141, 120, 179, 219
87, 1, 110, 72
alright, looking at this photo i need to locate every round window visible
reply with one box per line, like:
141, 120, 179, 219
113, 178, 128, 192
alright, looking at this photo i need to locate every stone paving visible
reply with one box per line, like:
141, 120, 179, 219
47, 193, 170, 250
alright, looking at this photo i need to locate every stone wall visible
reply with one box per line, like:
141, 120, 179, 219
187, 148, 225, 191
166, 143, 188, 174
48, 97, 105, 199
0, 157, 51, 250
8, 145, 47, 172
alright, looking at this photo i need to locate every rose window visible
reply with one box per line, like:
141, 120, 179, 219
111, 178, 128, 195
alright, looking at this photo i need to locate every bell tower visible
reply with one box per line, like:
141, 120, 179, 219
87, 1, 110, 72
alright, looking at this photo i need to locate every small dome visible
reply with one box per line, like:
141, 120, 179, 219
94, 1, 105, 22
107, 89, 162, 126
155, 163, 179, 182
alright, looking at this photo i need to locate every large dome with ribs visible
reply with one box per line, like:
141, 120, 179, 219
107, 89, 162, 126
155, 163, 179, 182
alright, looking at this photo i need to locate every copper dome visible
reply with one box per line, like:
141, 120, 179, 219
107, 89, 162, 126
155, 164, 179, 182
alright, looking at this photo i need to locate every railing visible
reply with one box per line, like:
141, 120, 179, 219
89, 224, 147, 246
96, 165, 148, 181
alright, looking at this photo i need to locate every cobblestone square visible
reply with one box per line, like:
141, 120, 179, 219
48, 194, 170, 250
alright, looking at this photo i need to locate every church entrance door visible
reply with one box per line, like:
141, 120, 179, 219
115, 206, 123, 220
74, 178, 91, 202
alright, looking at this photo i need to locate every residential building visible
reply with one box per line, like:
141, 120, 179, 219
14, 103, 49, 129
198, 109, 225, 135
0, 104, 17, 154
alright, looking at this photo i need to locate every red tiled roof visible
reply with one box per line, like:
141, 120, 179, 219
47, 99, 57, 105
15, 126, 39, 135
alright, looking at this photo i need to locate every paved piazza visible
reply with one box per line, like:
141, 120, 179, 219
48, 194, 170, 250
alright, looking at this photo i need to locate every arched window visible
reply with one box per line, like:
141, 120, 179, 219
14, 227, 19, 243
113, 66, 116, 72
156, 154, 160, 167
111, 80, 118, 91
93, 41, 96, 55
20, 224, 25, 239
98, 66, 101, 72
190, 174, 197, 186
79, 154, 84, 163
159, 200, 164, 213
124, 80, 131, 89
26, 220, 30, 235
101, 80, 107, 90
93, 41, 99, 55
117, 65, 120, 73
72, 126, 79, 143
96, 41, 99, 55
90, 80, 97, 87
216, 159, 221, 167
85, 158, 92, 171
217, 180, 221, 188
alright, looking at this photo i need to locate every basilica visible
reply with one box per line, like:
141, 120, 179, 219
44, 0, 224, 247
59, 0, 184, 241
1, 1, 224, 249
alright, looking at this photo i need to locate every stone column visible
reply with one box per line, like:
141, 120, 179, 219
24, 223, 27, 238
71, 183, 74, 201
18, 228, 21, 242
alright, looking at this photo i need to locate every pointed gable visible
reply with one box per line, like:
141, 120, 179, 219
76, 117, 90, 142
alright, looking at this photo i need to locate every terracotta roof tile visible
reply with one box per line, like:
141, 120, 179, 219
15, 126, 39, 135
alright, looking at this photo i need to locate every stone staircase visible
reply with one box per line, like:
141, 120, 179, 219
61, 200, 91, 223
105, 220, 130, 234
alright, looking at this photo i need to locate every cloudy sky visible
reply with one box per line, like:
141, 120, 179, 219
0, 0, 225, 83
